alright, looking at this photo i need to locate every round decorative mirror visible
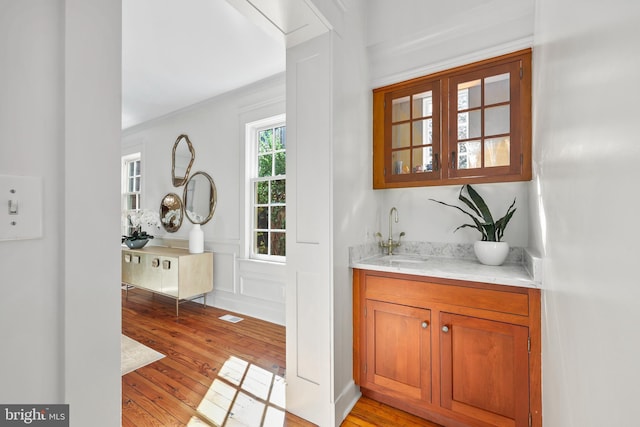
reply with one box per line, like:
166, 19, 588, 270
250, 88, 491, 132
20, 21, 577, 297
172, 134, 195, 187
183, 171, 217, 225
159, 193, 183, 232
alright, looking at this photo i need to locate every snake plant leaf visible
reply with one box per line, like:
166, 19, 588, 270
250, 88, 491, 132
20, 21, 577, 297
457, 187, 482, 218
430, 184, 516, 242
464, 184, 494, 224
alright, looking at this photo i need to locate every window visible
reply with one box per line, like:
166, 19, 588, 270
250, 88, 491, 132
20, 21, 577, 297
373, 49, 531, 188
121, 153, 141, 234
247, 116, 286, 261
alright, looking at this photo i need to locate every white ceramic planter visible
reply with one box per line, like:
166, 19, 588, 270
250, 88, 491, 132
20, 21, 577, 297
474, 241, 509, 266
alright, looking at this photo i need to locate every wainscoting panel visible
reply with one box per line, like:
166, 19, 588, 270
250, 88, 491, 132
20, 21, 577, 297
240, 276, 285, 303
212, 252, 235, 294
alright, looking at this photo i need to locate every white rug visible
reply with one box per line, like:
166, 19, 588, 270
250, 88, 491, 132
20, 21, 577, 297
121, 334, 165, 376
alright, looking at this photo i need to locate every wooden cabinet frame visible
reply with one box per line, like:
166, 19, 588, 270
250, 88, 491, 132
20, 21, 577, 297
353, 269, 541, 427
373, 49, 532, 189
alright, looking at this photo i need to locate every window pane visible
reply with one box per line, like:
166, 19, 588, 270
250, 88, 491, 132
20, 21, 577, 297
391, 150, 410, 175
275, 126, 286, 150
485, 105, 510, 136
412, 146, 432, 173
458, 111, 481, 139
392, 96, 410, 122
458, 79, 481, 110
271, 206, 286, 229
256, 206, 268, 229
133, 177, 140, 192
270, 232, 286, 256
458, 141, 481, 169
258, 154, 273, 177
412, 119, 432, 146
485, 73, 510, 105
259, 129, 273, 153
128, 161, 135, 176
485, 137, 510, 167
274, 151, 286, 175
255, 232, 268, 254
412, 91, 432, 118
256, 181, 269, 204
392, 123, 410, 149
133, 160, 140, 175
271, 179, 286, 203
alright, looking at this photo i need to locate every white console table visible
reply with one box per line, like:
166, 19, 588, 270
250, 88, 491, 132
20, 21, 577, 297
121, 246, 213, 316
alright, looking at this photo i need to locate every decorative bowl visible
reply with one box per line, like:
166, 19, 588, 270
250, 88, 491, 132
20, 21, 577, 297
124, 238, 149, 249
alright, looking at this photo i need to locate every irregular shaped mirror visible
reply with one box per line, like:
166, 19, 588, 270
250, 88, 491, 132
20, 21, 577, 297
183, 171, 217, 225
172, 134, 195, 187
159, 193, 183, 232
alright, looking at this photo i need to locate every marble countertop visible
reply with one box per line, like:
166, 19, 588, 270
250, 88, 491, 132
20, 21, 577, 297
349, 242, 542, 289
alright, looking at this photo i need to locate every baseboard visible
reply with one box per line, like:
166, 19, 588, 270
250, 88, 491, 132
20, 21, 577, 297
334, 380, 361, 425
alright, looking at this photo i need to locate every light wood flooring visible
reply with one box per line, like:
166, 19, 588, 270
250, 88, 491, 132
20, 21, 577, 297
122, 288, 441, 426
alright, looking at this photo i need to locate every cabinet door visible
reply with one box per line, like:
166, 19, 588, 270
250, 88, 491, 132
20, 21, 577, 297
440, 312, 529, 427
160, 256, 179, 297
365, 299, 431, 402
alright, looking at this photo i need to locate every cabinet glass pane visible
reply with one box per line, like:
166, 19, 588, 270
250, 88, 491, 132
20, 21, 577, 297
485, 73, 510, 105
412, 91, 433, 118
485, 137, 511, 167
392, 123, 410, 148
458, 111, 481, 139
458, 141, 481, 169
412, 147, 433, 173
412, 119, 433, 145
458, 79, 481, 110
392, 96, 410, 122
391, 150, 410, 175
485, 105, 510, 136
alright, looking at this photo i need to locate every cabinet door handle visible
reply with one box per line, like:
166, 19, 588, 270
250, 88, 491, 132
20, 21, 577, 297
450, 152, 456, 169
442, 325, 450, 333
421, 321, 429, 329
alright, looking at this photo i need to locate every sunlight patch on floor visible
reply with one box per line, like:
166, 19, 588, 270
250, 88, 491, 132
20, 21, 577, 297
189, 356, 286, 426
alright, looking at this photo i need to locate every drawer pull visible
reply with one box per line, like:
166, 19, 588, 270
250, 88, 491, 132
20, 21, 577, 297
124, 254, 131, 263
162, 260, 171, 270
421, 321, 429, 329
442, 325, 450, 333
151, 258, 160, 268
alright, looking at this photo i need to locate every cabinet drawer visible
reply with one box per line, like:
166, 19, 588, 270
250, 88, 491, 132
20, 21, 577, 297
365, 274, 529, 317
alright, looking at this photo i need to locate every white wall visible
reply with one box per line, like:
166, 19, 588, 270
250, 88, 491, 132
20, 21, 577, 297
0, 1, 121, 425
0, 0, 65, 403
366, 0, 535, 87
331, 1, 379, 422
531, 1, 640, 425
122, 74, 287, 325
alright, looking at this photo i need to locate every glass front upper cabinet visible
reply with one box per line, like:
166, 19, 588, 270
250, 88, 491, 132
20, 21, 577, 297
373, 49, 531, 188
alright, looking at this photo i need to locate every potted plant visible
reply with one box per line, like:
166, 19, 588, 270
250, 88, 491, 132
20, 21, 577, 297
122, 209, 161, 249
430, 184, 516, 265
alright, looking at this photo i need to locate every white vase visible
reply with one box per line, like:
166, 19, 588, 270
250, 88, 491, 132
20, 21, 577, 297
189, 224, 204, 254
474, 241, 509, 266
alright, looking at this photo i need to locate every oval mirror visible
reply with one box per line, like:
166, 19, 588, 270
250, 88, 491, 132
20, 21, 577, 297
159, 193, 183, 232
183, 171, 217, 225
172, 134, 195, 187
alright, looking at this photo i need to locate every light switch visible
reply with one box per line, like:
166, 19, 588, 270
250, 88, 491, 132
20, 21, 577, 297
0, 175, 43, 241
8, 199, 18, 215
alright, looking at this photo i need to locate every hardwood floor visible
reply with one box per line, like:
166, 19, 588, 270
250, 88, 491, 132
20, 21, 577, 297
122, 288, 441, 426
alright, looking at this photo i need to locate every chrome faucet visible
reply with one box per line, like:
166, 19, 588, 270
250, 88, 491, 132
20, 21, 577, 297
376, 207, 405, 255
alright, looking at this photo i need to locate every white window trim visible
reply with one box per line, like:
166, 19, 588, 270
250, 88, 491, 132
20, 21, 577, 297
121, 152, 141, 234
245, 114, 286, 263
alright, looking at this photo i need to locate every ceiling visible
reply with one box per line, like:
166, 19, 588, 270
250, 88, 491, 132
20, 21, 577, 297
122, 0, 286, 130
